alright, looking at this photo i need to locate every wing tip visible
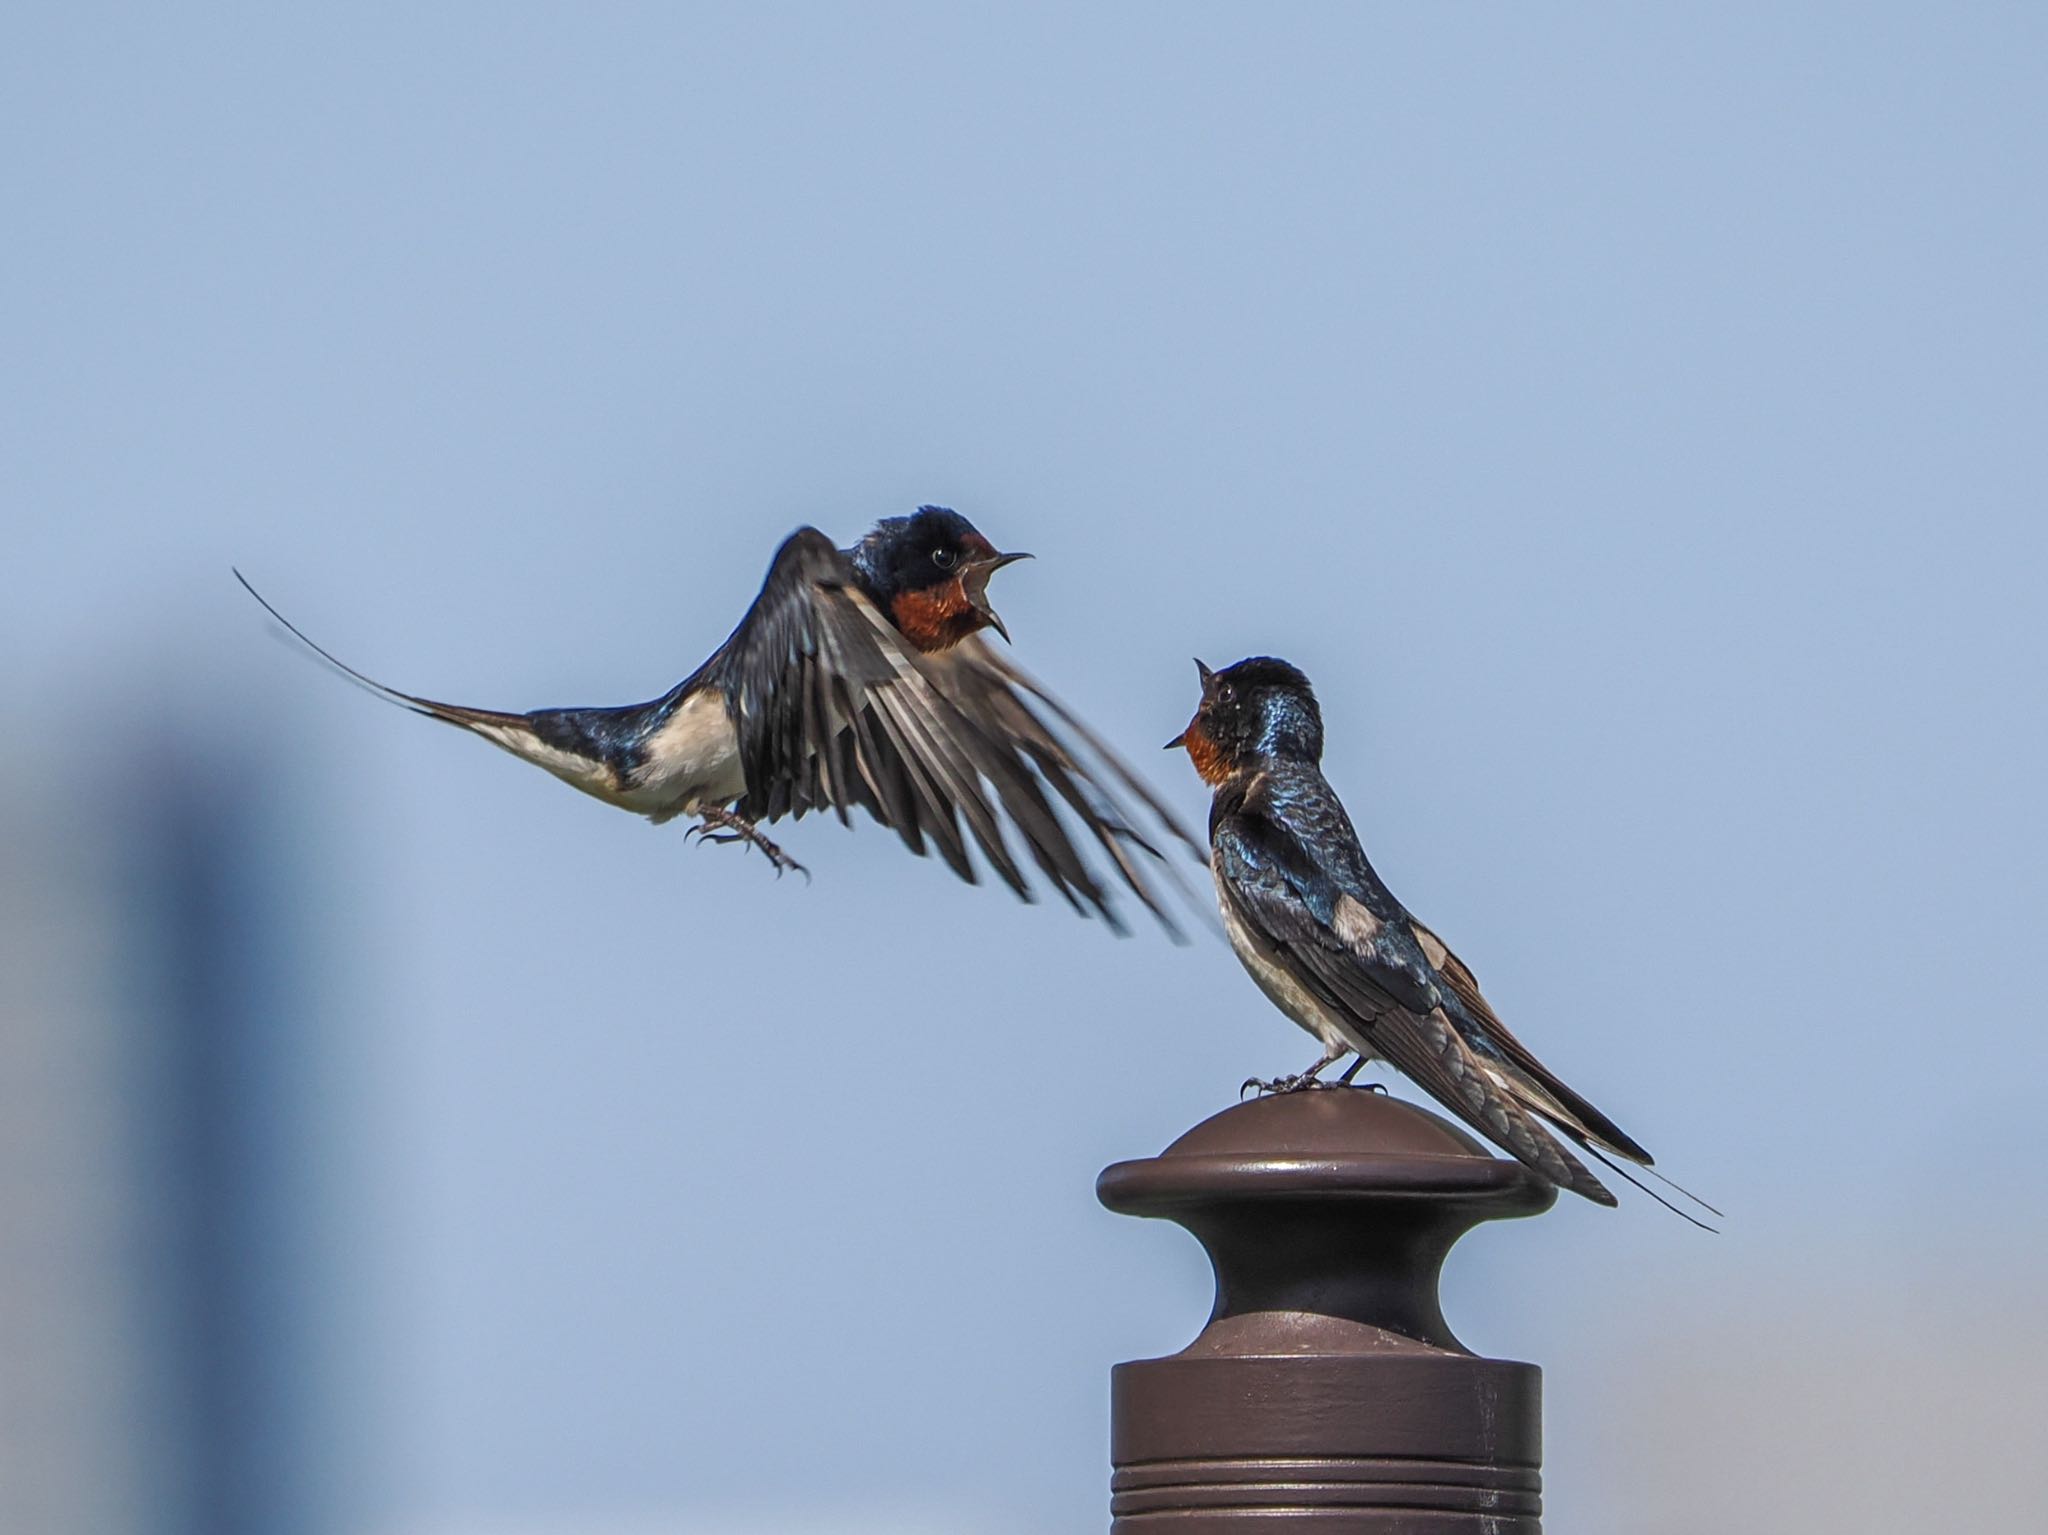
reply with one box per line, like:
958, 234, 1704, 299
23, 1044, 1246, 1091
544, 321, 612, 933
1569, 1170, 1621, 1207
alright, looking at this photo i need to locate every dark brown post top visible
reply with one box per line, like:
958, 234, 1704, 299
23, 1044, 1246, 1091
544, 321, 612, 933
1098, 1089, 1557, 1533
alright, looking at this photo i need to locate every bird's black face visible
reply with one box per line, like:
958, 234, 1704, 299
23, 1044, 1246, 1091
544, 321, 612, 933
1166, 655, 1323, 783
855, 505, 1032, 651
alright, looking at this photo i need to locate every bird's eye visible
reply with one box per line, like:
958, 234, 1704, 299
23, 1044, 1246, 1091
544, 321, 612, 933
1218, 684, 1237, 704
931, 548, 957, 569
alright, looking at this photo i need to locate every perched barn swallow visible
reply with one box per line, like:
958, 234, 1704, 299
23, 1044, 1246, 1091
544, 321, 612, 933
239, 506, 1202, 933
1169, 656, 1709, 1216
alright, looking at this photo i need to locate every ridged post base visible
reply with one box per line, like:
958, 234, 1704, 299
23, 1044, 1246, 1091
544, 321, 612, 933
1098, 1091, 1557, 1535
1110, 1354, 1542, 1532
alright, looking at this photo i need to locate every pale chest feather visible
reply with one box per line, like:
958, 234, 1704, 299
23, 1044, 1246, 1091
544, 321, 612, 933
1212, 857, 1371, 1059
623, 688, 746, 818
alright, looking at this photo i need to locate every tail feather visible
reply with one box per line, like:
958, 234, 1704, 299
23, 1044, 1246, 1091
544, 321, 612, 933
1573, 1137, 1720, 1232
1521, 1071, 1653, 1166
234, 569, 527, 733
1517, 1114, 1618, 1208
1502, 1066, 1722, 1229
1459, 1072, 1617, 1207
1634, 1158, 1724, 1220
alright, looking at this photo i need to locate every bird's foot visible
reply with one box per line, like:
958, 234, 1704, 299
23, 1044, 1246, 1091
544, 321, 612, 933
1239, 1071, 1330, 1098
689, 809, 810, 881
1333, 1058, 1387, 1093
1240, 1049, 1355, 1098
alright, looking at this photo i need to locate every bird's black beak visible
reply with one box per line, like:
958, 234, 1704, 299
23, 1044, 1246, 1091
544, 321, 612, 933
963, 551, 1032, 644
1168, 659, 1211, 748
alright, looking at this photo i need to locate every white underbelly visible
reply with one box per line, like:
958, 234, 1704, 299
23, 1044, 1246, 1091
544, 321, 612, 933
621, 688, 746, 820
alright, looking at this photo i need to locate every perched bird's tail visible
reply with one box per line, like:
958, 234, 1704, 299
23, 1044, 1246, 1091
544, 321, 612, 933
1469, 1081, 1623, 1208
1497, 1065, 1721, 1230
1409, 922, 1719, 1226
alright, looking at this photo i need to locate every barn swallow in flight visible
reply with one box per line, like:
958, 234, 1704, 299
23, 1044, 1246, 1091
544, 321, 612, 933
238, 506, 1202, 933
1169, 656, 1713, 1219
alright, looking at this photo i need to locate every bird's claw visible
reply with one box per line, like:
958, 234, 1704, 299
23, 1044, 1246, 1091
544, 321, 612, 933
690, 811, 810, 882
1240, 1072, 1328, 1098
1331, 1059, 1387, 1094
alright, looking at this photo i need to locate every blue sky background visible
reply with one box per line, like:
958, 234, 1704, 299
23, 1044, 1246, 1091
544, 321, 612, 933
4, 6, 2044, 1532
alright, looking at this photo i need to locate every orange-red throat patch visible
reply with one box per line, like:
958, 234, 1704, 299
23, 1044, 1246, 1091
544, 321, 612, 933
890, 578, 980, 652
1182, 718, 1231, 785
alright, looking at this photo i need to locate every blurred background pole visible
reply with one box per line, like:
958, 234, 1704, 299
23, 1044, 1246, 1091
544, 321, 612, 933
1098, 1089, 1557, 1533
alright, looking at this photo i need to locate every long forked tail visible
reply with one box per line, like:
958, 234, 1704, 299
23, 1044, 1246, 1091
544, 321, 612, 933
1571, 1135, 1722, 1232
233, 569, 527, 734
1500, 1072, 1722, 1230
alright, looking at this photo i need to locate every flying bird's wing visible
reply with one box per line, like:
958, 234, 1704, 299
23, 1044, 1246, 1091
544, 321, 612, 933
924, 637, 1211, 926
698, 528, 1200, 935
1212, 803, 1616, 1203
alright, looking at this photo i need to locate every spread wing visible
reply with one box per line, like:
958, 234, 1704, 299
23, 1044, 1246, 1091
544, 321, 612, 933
698, 528, 1203, 935
1213, 803, 1616, 1203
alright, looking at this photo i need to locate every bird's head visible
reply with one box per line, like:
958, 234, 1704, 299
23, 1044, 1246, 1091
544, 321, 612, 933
1165, 655, 1323, 784
851, 506, 1032, 651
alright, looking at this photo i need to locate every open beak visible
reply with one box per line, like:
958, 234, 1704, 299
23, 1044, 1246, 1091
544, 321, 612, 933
962, 551, 1032, 644
1167, 658, 1212, 748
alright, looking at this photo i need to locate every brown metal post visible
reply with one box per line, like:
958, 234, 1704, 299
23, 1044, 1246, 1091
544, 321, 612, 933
1098, 1088, 1558, 1532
